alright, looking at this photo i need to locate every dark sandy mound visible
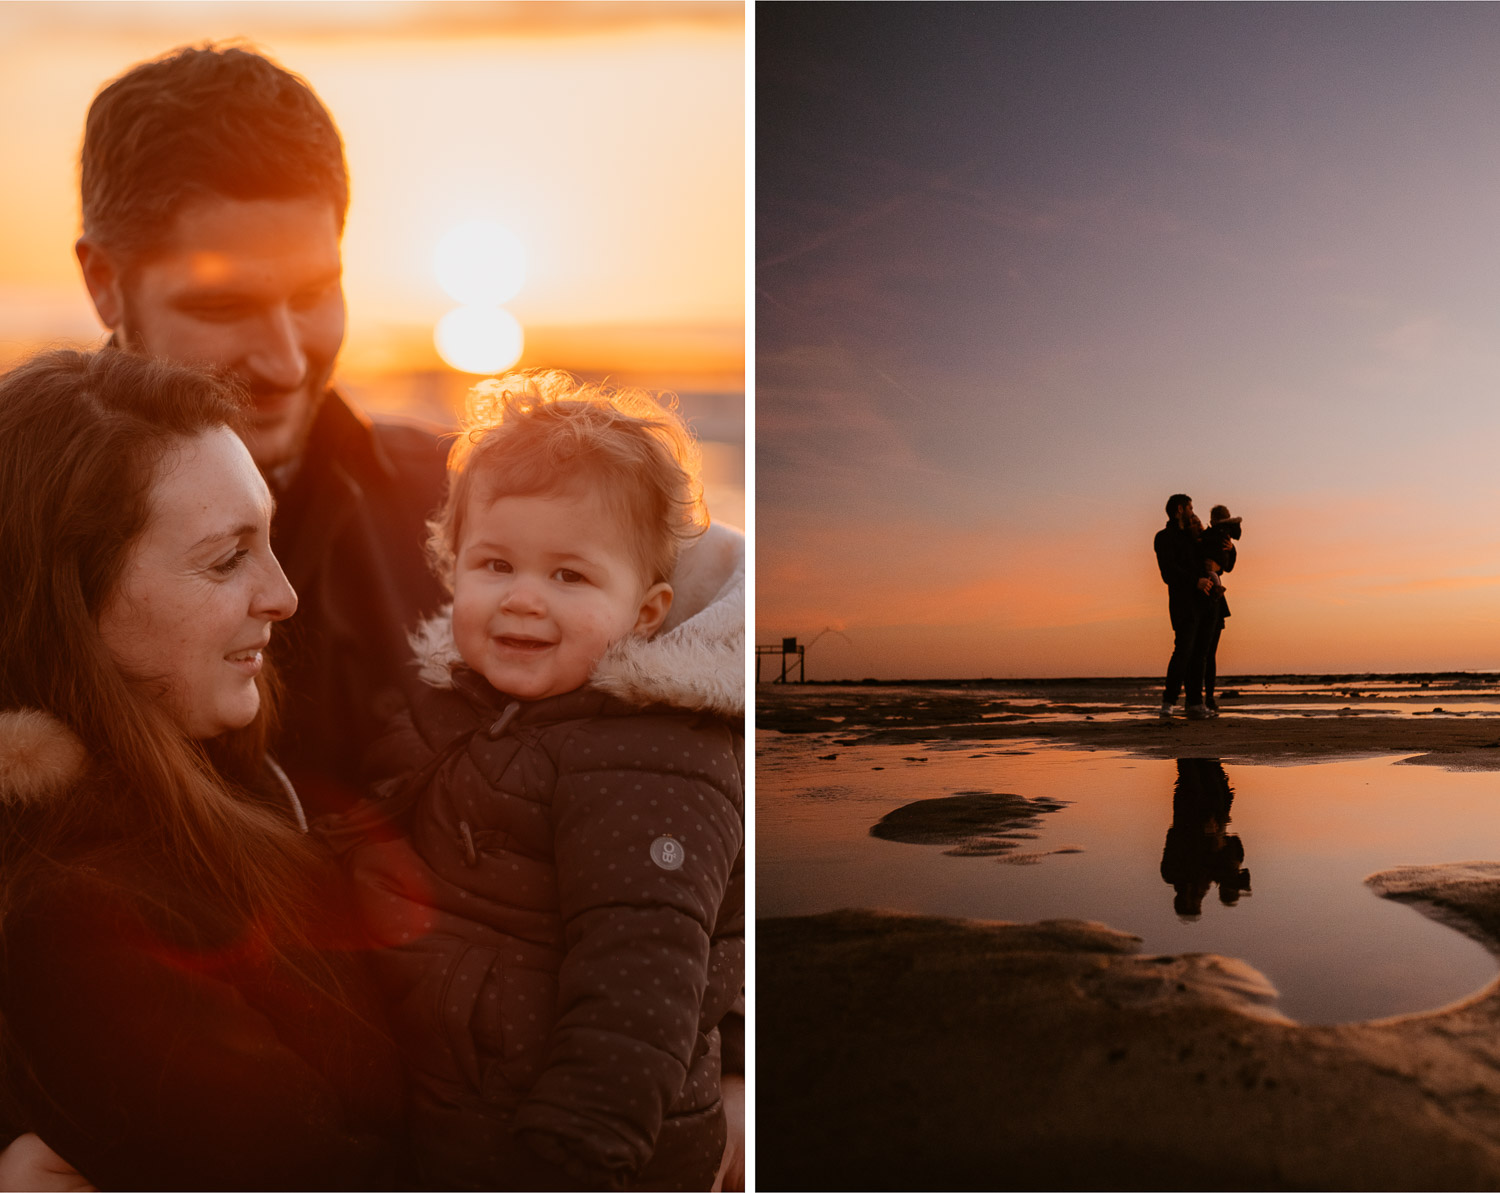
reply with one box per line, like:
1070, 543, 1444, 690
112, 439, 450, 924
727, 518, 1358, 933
759, 865, 1500, 1191
869, 791, 1066, 855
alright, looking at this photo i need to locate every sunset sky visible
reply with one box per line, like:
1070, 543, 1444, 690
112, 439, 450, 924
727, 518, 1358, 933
758, 3, 1500, 679
0, 1, 744, 386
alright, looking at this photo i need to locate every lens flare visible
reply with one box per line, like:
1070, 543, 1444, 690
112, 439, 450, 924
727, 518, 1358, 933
434, 220, 526, 305
434, 306, 524, 375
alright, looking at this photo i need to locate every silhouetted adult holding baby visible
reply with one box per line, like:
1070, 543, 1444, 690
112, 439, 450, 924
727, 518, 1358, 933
1155, 494, 1215, 720
1160, 757, 1251, 918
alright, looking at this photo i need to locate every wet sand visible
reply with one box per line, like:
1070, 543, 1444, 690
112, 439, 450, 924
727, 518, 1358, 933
949, 713, 1500, 769
759, 679, 1500, 769
758, 681, 1500, 1188
761, 871, 1500, 1190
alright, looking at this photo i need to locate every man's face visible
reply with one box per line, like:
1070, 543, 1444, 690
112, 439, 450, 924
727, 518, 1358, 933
1177, 499, 1194, 528
84, 195, 345, 471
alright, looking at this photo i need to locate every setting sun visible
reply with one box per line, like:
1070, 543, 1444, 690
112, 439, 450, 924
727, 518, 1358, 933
434, 305, 524, 375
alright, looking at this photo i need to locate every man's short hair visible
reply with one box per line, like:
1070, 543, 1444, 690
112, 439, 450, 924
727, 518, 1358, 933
1166, 493, 1192, 517
81, 43, 349, 264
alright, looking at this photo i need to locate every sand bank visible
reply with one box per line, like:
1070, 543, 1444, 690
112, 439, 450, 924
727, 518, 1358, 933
951, 714, 1500, 769
762, 864, 1500, 1188
759, 862, 1500, 1190
869, 791, 1067, 856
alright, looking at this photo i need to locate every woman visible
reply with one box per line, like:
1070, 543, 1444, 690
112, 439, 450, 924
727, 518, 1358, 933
0, 350, 406, 1190
1189, 509, 1237, 716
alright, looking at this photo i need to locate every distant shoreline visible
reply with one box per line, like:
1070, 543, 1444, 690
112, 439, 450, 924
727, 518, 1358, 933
762, 670, 1500, 687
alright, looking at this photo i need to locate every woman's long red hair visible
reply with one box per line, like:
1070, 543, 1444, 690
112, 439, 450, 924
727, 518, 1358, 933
0, 349, 334, 970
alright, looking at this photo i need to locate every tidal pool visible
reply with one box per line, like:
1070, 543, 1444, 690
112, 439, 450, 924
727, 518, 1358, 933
757, 734, 1500, 1023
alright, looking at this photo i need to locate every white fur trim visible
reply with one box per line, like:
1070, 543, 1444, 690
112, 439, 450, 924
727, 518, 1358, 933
408, 525, 745, 717
591, 542, 744, 716
660, 523, 742, 634
411, 610, 467, 690
0, 710, 87, 805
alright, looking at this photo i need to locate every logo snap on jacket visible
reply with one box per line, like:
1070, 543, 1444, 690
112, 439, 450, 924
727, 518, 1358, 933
650, 836, 685, 870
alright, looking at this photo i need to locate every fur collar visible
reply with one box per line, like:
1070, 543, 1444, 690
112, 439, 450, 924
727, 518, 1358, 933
0, 710, 309, 830
410, 524, 745, 718
0, 709, 88, 806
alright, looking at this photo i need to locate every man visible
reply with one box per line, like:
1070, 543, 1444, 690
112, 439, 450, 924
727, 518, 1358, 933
1153, 493, 1214, 720
74, 44, 447, 817
56, 42, 745, 1189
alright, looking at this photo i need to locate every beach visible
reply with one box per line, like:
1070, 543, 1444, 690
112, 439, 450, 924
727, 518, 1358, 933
758, 679, 1500, 1189
759, 676, 1500, 767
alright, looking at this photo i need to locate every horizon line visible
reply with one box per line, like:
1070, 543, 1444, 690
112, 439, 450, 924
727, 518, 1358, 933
757, 670, 1500, 687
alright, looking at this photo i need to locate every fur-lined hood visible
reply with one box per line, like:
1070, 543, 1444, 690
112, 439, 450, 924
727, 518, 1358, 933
409, 523, 745, 719
0, 709, 88, 807
0, 710, 309, 831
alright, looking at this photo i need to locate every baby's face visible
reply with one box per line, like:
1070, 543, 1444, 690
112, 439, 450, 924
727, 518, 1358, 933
451, 485, 670, 701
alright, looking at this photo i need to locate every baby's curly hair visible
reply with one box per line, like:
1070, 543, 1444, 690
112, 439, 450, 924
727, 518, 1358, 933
429, 370, 707, 592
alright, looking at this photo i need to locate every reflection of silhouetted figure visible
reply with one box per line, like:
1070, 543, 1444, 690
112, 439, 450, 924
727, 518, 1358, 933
1160, 757, 1252, 920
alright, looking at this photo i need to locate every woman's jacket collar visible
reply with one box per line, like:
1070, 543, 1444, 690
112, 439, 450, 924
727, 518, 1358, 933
0, 709, 87, 806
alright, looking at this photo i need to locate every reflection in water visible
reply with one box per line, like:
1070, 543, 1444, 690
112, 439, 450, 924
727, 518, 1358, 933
1161, 758, 1252, 920
759, 737, 1500, 1022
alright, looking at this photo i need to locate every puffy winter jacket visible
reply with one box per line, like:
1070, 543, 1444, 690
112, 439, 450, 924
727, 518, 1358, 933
341, 569, 744, 1191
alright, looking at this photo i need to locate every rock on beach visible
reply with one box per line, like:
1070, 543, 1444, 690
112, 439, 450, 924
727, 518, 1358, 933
869, 791, 1067, 856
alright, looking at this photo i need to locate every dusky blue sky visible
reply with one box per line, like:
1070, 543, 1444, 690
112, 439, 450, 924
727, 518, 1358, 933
758, 2, 1500, 678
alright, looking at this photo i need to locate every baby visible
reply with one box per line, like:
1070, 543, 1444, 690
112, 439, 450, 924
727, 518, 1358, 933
1201, 505, 1241, 595
1188, 508, 1240, 598
347, 371, 744, 1191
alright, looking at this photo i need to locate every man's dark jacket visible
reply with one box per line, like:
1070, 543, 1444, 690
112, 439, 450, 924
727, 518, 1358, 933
1154, 519, 1205, 595
269, 391, 449, 819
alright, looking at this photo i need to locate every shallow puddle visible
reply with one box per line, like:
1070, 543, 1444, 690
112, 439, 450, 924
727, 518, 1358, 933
757, 734, 1500, 1023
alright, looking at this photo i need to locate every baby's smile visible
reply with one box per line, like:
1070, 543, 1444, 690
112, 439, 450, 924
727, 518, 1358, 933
495, 634, 554, 651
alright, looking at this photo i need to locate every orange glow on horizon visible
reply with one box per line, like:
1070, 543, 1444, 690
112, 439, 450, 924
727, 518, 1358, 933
758, 499, 1500, 680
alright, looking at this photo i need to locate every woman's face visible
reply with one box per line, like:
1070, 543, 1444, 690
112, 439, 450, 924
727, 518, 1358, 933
98, 426, 297, 739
